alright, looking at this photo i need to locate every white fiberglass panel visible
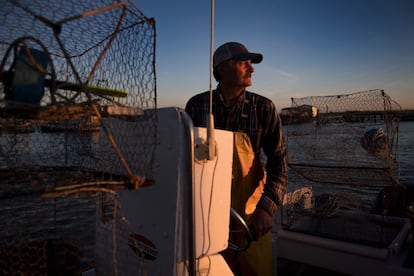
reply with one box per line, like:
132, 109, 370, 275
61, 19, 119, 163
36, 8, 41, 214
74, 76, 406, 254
193, 127, 233, 257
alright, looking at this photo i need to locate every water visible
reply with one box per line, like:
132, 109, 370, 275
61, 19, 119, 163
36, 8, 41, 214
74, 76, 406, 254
281, 120, 414, 214
284, 120, 413, 188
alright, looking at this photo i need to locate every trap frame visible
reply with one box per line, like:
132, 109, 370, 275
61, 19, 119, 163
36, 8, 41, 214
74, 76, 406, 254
0, 0, 157, 274
281, 89, 405, 247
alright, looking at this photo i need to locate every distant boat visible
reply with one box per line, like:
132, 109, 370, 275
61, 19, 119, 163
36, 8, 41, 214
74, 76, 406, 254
281, 104, 318, 124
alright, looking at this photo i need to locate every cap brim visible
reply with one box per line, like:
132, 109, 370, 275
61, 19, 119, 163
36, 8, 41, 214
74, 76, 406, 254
232, 53, 263, 64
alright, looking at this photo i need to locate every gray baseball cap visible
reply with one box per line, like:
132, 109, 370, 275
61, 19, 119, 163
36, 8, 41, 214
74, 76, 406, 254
213, 42, 263, 68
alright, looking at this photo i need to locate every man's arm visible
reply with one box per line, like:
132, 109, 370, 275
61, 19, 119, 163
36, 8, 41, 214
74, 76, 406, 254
249, 103, 288, 238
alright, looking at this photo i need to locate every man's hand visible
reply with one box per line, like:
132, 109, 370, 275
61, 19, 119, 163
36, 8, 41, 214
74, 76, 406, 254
248, 207, 273, 240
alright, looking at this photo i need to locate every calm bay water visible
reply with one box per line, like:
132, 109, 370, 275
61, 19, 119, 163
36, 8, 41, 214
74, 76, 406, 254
281, 119, 414, 211
283, 120, 413, 188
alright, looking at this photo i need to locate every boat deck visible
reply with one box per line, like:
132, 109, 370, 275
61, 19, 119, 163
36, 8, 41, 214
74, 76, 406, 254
277, 235, 414, 275
274, 213, 414, 275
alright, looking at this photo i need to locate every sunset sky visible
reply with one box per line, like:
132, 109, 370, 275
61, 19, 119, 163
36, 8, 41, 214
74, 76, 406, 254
134, 0, 414, 110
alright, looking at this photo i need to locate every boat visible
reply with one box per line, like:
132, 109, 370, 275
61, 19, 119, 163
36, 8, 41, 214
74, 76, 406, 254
0, 1, 413, 275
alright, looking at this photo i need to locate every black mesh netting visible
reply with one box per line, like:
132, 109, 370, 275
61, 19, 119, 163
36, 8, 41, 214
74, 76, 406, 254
0, 0, 157, 274
281, 89, 406, 247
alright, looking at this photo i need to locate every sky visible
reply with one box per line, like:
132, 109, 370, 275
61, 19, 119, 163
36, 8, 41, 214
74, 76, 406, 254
133, 0, 414, 110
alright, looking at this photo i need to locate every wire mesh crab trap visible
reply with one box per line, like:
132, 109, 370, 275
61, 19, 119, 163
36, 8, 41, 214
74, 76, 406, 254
281, 89, 406, 248
0, 0, 156, 274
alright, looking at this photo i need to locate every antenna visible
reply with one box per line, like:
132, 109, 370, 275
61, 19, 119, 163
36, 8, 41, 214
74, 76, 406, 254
194, 0, 216, 163
207, 0, 216, 160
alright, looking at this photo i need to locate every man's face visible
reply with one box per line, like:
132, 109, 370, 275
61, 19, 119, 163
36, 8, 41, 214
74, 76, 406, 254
220, 59, 254, 88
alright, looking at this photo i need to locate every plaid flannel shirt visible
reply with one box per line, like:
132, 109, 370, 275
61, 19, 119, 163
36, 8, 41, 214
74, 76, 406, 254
185, 88, 288, 216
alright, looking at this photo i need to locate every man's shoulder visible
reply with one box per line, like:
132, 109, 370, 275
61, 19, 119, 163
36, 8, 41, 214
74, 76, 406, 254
246, 91, 274, 106
185, 91, 211, 112
187, 91, 210, 103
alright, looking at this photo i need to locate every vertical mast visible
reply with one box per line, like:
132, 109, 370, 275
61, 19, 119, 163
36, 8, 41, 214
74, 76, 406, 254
207, 0, 216, 160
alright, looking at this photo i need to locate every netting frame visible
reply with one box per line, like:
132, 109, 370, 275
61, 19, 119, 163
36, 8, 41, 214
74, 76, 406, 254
281, 89, 406, 248
0, 1, 158, 274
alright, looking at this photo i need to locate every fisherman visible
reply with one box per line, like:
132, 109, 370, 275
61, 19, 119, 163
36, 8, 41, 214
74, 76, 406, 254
185, 42, 288, 275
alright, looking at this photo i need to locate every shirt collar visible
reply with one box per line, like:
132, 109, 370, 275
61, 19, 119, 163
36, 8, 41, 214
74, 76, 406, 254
215, 86, 246, 107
